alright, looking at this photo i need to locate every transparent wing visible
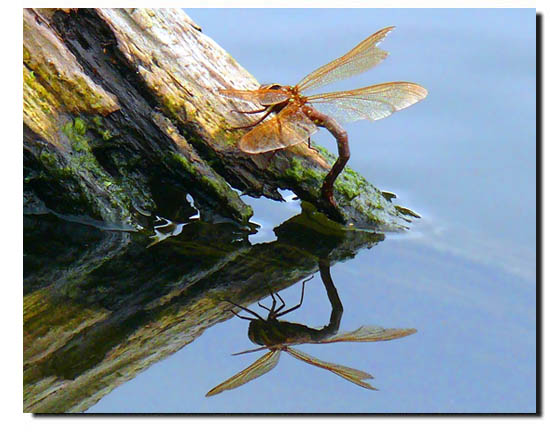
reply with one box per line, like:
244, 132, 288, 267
296, 26, 395, 94
286, 347, 378, 390
307, 82, 428, 124
205, 349, 281, 397
239, 102, 318, 154
218, 88, 290, 107
315, 325, 417, 344
233, 326, 417, 354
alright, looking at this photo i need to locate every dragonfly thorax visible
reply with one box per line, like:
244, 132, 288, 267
248, 318, 317, 347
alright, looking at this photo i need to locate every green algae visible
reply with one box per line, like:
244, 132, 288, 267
310, 142, 336, 163
73, 117, 87, 136
334, 167, 368, 202
55, 116, 137, 222
283, 155, 370, 203
280, 147, 397, 227
283, 157, 324, 187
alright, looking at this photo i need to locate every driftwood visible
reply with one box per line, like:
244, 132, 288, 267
23, 8, 417, 231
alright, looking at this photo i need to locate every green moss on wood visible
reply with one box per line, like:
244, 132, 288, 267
282, 145, 402, 227
169, 152, 253, 221
55, 116, 139, 222
334, 167, 368, 202
310, 142, 336, 163
283, 157, 325, 187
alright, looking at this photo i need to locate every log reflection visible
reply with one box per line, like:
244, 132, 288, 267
24, 204, 384, 412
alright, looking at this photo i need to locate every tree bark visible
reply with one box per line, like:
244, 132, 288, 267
23, 8, 417, 231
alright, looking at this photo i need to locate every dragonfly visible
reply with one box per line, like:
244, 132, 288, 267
206, 276, 416, 397
219, 26, 428, 221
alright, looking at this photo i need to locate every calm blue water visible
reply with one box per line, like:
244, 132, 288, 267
87, 8, 536, 413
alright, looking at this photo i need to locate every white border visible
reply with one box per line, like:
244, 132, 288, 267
8, 2, 545, 435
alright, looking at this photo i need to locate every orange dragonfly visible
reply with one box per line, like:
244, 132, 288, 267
220, 26, 427, 221
206, 276, 416, 397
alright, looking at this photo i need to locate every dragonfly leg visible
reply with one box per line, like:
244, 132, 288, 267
307, 138, 320, 156
274, 275, 314, 318
223, 299, 265, 321
274, 301, 302, 318
269, 292, 278, 313
268, 292, 286, 319
230, 309, 256, 321
266, 292, 280, 319
259, 292, 277, 313
274, 292, 286, 312
302, 275, 315, 292
228, 105, 276, 131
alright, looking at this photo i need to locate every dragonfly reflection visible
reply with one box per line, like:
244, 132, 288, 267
206, 260, 416, 396
220, 26, 427, 221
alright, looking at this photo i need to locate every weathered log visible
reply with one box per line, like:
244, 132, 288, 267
23, 8, 416, 231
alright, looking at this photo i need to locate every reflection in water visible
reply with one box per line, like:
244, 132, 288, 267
23, 204, 394, 412
147, 216, 189, 248
206, 259, 416, 396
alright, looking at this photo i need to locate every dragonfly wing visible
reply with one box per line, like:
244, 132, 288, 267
205, 349, 281, 397
317, 325, 417, 344
286, 347, 377, 390
239, 102, 318, 153
307, 82, 428, 124
296, 26, 395, 94
218, 88, 290, 106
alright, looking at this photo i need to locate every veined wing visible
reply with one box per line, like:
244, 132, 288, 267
307, 82, 428, 124
218, 88, 290, 106
286, 347, 377, 390
296, 26, 395, 94
239, 101, 318, 153
316, 325, 417, 344
205, 349, 281, 397
233, 326, 417, 354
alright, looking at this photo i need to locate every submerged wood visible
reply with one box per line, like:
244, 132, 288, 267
23, 8, 416, 230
